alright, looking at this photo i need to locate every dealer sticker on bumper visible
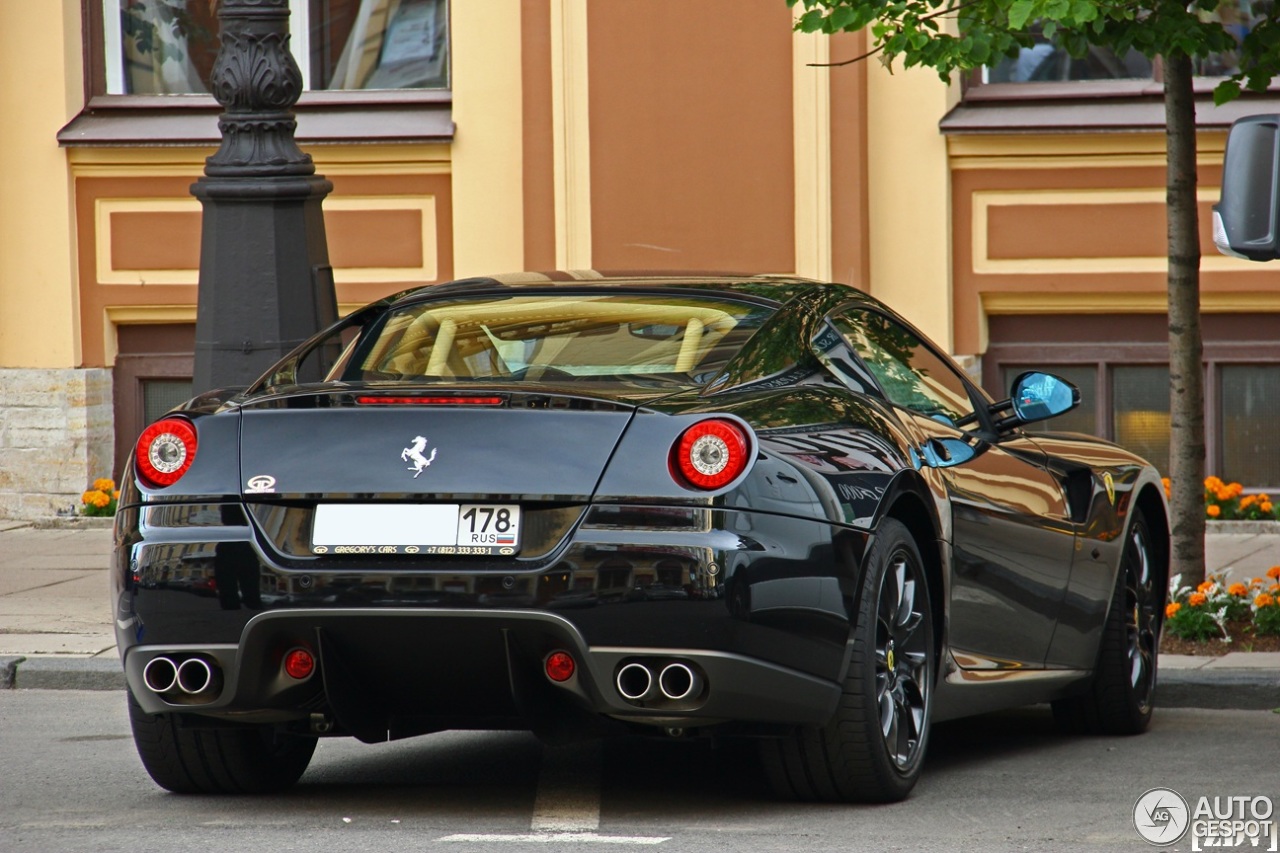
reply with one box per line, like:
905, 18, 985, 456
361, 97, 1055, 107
312, 504, 521, 555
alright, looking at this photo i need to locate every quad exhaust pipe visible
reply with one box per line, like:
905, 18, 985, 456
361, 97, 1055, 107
614, 660, 705, 704
658, 662, 700, 701
142, 655, 222, 701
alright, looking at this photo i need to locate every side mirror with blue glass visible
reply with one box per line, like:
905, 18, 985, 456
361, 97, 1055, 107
1008, 371, 1080, 426
986, 371, 1080, 434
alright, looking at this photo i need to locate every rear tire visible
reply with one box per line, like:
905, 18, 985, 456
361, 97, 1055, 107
762, 518, 934, 803
1052, 513, 1159, 735
127, 691, 317, 794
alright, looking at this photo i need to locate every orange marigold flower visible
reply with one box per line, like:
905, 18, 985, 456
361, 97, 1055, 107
80, 490, 97, 505
1197, 581, 1215, 593
1207, 505, 1222, 518
1229, 583, 1248, 597
1165, 602, 1182, 618
1268, 566, 1280, 580
92, 491, 110, 508
1205, 476, 1224, 489
1256, 594, 1276, 608
92, 478, 115, 493
1189, 592, 1208, 607
1263, 502, 1274, 514
112, 490, 121, 500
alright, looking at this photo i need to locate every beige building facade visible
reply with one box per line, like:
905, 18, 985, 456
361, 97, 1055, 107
1, 0, 1277, 519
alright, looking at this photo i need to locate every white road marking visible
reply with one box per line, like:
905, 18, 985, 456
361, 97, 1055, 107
439, 833, 669, 845
439, 740, 670, 845
530, 741, 601, 833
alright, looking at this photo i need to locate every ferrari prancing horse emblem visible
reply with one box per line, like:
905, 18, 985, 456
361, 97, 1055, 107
401, 435, 438, 478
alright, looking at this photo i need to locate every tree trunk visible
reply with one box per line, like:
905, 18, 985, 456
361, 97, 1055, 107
1163, 52, 1206, 588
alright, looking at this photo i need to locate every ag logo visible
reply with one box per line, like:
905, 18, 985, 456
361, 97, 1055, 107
1134, 787, 1190, 845
246, 475, 276, 494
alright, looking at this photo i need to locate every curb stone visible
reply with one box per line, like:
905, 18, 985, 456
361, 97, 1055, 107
31, 516, 114, 531
0, 656, 22, 689
3, 657, 125, 691
1157, 668, 1280, 711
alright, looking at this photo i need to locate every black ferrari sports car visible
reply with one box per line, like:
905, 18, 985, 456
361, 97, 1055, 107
112, 272, 1169, 803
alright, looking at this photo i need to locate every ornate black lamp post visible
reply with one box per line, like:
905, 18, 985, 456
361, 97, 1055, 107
192, 0, 337, 392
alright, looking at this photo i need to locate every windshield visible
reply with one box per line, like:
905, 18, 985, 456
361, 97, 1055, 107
333, 292, 774, 386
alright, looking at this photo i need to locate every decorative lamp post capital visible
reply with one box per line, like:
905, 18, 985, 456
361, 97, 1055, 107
192, 0, 336, 392
205, 0, 313, 177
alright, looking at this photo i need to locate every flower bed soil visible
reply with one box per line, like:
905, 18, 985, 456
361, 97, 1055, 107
1160, 619, 1280, 656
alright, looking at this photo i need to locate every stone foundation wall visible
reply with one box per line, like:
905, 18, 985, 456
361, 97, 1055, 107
0, 368, 114, 520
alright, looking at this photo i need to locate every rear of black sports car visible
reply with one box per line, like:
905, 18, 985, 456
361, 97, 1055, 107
112, 274, 1169, 802
113, 277, 922, 794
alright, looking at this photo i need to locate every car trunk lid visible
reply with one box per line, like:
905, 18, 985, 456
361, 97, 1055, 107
237, 386, 647, 502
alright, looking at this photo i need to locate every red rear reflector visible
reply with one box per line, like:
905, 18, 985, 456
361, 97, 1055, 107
135, 417, 198, 488
673, 419, 750, 490
283, 648, 316, 680
544, 650, 576, 683
356, 396, 504, 406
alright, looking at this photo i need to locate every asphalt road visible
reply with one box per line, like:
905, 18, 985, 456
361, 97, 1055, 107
2, 690, 1277, 853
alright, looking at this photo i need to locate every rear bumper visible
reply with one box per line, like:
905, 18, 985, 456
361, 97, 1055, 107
114, 502, 867, 733
123, 608, 843, 736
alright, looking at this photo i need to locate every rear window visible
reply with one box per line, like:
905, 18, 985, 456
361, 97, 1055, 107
335, 293, 773, 385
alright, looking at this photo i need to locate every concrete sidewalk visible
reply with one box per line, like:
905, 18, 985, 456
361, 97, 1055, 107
0, 520, 1277, 707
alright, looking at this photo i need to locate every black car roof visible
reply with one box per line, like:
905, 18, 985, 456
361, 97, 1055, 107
383, 271, 868, 310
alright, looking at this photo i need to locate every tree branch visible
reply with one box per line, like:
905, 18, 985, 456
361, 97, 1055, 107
803, 0, 988, 68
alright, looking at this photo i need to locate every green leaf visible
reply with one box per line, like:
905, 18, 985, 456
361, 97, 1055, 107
1212, 79, 1241, 106
1070, 0, 1098, 24
829, 5, 857, 30
1008, 0, 1036, 30
797, 9, 826, 32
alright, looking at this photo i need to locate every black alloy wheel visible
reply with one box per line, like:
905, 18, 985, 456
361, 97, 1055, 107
1053, 512, 1159, 735
761, 517, 934, 803
875, 545, 932, 772
1122, 519, 1159, 714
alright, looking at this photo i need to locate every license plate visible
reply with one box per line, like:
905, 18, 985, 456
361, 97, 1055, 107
312, 504, 521, 556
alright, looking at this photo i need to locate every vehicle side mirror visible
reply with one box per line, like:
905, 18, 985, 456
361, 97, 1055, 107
1010, 371, 1079, 425
1213, 114, 1280, 262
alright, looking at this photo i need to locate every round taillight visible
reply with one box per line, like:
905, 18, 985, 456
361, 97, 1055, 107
134, 418, 198, 488
544, 650, 576, 683
673, 419, 750, 490
283, 648, 316, 680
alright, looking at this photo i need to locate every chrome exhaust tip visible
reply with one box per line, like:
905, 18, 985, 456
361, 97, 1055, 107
176, 657, 215, 695
658, 662, 701, 701
616, 662, 654, 701
142, 657, 178, 693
